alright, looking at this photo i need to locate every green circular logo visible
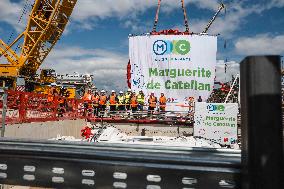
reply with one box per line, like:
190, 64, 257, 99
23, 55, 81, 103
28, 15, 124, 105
175, 40, 190, 55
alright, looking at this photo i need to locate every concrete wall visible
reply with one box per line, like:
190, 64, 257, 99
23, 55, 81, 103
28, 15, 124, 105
4, 119, 87, 140
4, 120, 193, 140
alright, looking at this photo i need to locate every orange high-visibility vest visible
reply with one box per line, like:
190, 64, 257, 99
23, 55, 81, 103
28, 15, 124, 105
109, 95, 117, 105
99, 95, 107, 105
58, 98, 65, 104
159, 96, 166, 108
92, 95, 99, 106
47, 94, 53, 102
149, 96, 157, 108
83, 93, 92, 101
47, 88, 55, 102
131, 96, 138, 108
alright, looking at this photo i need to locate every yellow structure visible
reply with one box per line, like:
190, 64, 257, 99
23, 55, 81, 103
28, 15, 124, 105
34, 85, 76, 99
0, 0, 77, 89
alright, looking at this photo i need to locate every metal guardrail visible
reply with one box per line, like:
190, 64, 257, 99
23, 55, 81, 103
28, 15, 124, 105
0, 139, 241, 189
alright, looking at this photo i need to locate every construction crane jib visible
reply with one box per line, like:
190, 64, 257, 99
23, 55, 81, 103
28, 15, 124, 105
0, 0, 77, 87
203, 3, 226, 33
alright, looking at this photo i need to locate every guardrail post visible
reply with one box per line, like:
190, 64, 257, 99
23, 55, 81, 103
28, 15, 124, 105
1, 92, 8, 137
240, 56, 283, 189
18, 92, 27, 123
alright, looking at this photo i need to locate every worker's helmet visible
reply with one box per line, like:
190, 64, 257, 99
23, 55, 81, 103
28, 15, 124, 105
111, 90, 116, 93
119, 91, 123, 94
101, 90, 105, 93
151, 91, 155, 94
127, 89, 131, 92
51, 83, 57, 86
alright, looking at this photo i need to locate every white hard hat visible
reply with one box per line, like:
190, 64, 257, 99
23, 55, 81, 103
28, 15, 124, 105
151, 91, 155, 94
51, 83, 57, 86
101, 90, 105, 93
111, 90, 116, 93
127, 89, 131, 92
119, 91, 123, 94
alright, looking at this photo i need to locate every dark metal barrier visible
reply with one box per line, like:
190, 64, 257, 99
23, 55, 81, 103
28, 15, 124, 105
0, 139, 241, 189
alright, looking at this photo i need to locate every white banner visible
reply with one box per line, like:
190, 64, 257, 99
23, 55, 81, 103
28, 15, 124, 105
194, 103, 238, 145
129, 35, 217, 111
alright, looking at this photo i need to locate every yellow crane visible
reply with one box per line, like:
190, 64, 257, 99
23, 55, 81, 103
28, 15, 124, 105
0, 0, 77, 90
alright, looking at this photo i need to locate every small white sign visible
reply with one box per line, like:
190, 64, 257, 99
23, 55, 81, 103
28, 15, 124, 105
194, 102, 238, 145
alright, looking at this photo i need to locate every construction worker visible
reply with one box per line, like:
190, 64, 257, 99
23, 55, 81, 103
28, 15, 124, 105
99, 90, 107, 116
125, 89, 132, 111
159, 92, 167, 112
130, 91, 138, 113
148, 92, 157, 116
108, 90, 118, 114
117, 91, 125, 112
82, 89, 92, 116
47, 83, 57, 103
137, 90, 145, 111
92, 91, 100, 116
188, 96, 195, 113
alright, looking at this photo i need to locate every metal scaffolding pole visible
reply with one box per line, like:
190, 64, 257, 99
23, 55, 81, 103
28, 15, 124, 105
1, 92, 7, 137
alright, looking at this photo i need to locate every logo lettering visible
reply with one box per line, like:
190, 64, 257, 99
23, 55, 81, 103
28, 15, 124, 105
207, 104, 225, 112
153, 40, 190, 55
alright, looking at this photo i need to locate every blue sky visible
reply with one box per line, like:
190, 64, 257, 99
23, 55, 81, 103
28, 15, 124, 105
0, 0, 284, 91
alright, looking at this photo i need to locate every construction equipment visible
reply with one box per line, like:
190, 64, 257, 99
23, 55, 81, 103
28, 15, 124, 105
56, 73, 95, 98
0, 0, 77, 90
202, 3, 226, 33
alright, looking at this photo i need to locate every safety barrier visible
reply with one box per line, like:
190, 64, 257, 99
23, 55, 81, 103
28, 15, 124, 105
0, 90, 194, 125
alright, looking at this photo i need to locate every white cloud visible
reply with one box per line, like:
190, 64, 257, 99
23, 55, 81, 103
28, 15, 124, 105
189, 1, 255, 36
71, 0, 221, 32
72, 0, 219, 22
216, 60, 240, 82
1, 0, 284, 34
188, 0, 284, 37
266, 0, 284, 9
0, 0, 27, 32
235, 34, 284, 55
42, 46, 129, 91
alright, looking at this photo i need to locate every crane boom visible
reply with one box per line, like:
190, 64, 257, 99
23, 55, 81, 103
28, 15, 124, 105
0, 0, 77, 78
202, 3, 225, 33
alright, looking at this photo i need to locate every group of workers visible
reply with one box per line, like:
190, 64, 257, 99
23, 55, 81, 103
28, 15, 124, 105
82, 89, 167, 116
46, 84, 201, 117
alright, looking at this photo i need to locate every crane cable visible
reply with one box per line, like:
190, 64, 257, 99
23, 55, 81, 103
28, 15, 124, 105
152, 0, 190, 33
181, 0, 190, 32
152, 0, 161, 33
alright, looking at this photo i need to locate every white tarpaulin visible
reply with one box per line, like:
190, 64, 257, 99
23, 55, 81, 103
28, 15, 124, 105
194, 103, 238, 145
129, 35, 217, 111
